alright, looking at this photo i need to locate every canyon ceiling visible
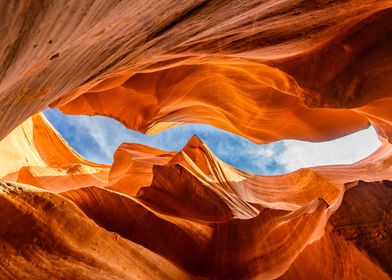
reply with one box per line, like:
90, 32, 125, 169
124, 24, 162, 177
0, 0, 391, 279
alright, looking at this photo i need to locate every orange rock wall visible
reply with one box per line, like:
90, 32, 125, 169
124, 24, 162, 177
0, 1, 391, 142
1, 0, 391, 279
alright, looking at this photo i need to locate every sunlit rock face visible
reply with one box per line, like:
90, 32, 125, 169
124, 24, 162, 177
0, 0, 391, 279
0, 114, 109, 192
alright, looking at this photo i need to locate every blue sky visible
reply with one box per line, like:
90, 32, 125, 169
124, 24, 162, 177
44, 109, 381, 175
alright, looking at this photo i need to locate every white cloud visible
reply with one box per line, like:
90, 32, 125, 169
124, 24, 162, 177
276, 126, 381, 172
255, 146, 275, 158
45, 109, 382, 175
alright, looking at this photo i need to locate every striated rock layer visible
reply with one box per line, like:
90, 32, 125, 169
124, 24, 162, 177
0, 181, 196, 280
0, 0, 391, 142
0, 114, 109, 192
1, 115, 391, 279
1, 0, 392, 279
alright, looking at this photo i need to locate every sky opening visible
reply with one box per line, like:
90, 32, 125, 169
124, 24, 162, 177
44, 109, 381, 175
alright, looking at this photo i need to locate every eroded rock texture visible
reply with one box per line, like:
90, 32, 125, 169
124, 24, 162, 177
0, 0, 391, 279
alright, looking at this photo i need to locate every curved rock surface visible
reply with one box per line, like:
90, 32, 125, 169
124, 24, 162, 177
0, 0, 390, 143
279, 180, 392, 280
108, 143, 175, 195
62, 185, 330, 279
0, 181, 195, 280
2, 117, 391, 278
0, 114, 109, 192
1, 0, 392, 279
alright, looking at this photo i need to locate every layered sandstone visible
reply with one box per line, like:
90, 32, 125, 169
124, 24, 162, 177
0, 181, 195, 280
1, 116, 391, 279
0, 0, 390, 142
0, 114, 109, 192
1, 0, 392, 279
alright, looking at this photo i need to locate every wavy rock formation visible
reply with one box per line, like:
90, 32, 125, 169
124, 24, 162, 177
108, 143, 175, 195
1, 0, 392, 279
329, 180, 392, 276
280, 180, 392, 280
2, 117, 391, 278
0, 0, 390, 142
0, 114, 109, 192
62, 185, 330, 279
0, 181, 194, 280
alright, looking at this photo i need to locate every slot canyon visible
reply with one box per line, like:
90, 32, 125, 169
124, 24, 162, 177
0, 0, 391, 279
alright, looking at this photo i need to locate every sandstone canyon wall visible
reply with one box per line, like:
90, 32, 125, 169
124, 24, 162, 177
0, 0, 391, 279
